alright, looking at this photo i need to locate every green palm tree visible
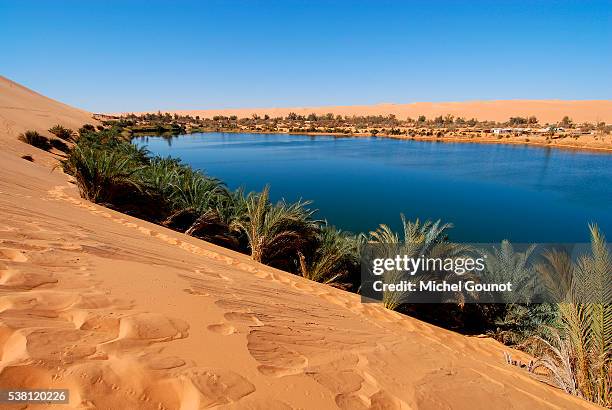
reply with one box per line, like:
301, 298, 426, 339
298, 227, 359, 284
19, 130, 51, 151
482, 242, 560, 345
169, 168, 227, 213
184, 188, 247, 249
527, 225, 611, 407
482, 241, 538, 304
139, 156, 182, 199
369, 214, 463, 310
48, 125, 75, 142
63, 145, 143, 203
231, 185, 319, 264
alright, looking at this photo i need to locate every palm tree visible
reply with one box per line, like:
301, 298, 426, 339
298, 227, 360, 284
369, 214, 462, 310
141, 158, 229, 229
169, 168, 227, 214
231, 185, 319, 264
526, 225, 611, 407
184, 188, 247, 249
64, 145, 143, 203
481, 242, 561, 345
139, 156, 183, 200
18, 130, 51, 151
48, 125, 75, 142
482, 242, 538, 304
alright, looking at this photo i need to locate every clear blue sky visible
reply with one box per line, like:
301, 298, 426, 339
1, 0, 610, 112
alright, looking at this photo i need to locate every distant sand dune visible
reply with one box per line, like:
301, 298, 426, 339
125, 99, 612, 124
0, 75, 96, 139
0, 75, 97, 164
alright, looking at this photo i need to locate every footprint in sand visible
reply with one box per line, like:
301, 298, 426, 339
191, 268, 232, 283
183, 368, 255, 407
137, 227, 152, 235
146, 356, 186, 370
207, 323, 237, 335
292, 281, 315, 292
183, 288, 211, 297
247, 329, 310, 378
253, 271, 271, 280
117, 313, 189, 342
270, 272, 291, 284
0, 248, 28, 262
235, 262, 258, 273
0, 268, 58, 289
153, 233, 179, 245
224, 312, 264, 327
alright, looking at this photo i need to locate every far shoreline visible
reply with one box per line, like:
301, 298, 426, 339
149, 128, 612, 155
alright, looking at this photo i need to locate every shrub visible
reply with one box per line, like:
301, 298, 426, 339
525, 225, 611, 407
182, 189, 247, 250
63, 145, 142, 203
369, 214, 461, 310
48, 125, 75, 141
138, 156, 184, 200
298, 227, 360, 285
21, 155, 34, 162
78, 124, 97, 137
18, 130, 51, 151
476, 242, 560, 344
169, 168, 226, 214
231, 185, 319, 264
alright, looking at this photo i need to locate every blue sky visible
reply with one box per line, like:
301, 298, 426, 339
1, 0, 610, 112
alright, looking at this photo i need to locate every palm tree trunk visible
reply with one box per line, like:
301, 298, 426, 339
251, 248, 262, 262
251, 236, 266, 262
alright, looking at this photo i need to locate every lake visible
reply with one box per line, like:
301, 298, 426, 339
134, 133, 612, 243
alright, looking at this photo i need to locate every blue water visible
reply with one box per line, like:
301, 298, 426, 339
135, 133, 612, 243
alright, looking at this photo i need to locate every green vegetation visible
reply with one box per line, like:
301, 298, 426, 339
19, 126, 75, 154
298, 227, 361, 285
61, 127, 323, 269
59, 124, 609, 405
18, 130, 51, 150
49, 125, 75, 141
232, 185, 319, 265
95, 111, 612, 143
560, 115, 573, 128
369, 215, 461, 310
480, 242, 559, 344
525, 225, 611, 407
63, 144, 143, 203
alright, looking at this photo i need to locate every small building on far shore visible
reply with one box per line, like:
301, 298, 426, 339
492, 128, 511, 135
492, 128, 530, 134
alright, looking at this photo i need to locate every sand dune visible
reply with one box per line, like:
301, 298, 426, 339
0, 77, 600, 408
126, 100, 612, 124
0, 75, 95, 137
0, 75, 97, 162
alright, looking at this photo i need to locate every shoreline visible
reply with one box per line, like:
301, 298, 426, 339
167, 128, 612, 154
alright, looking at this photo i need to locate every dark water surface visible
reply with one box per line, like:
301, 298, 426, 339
135, 133, 612, 243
